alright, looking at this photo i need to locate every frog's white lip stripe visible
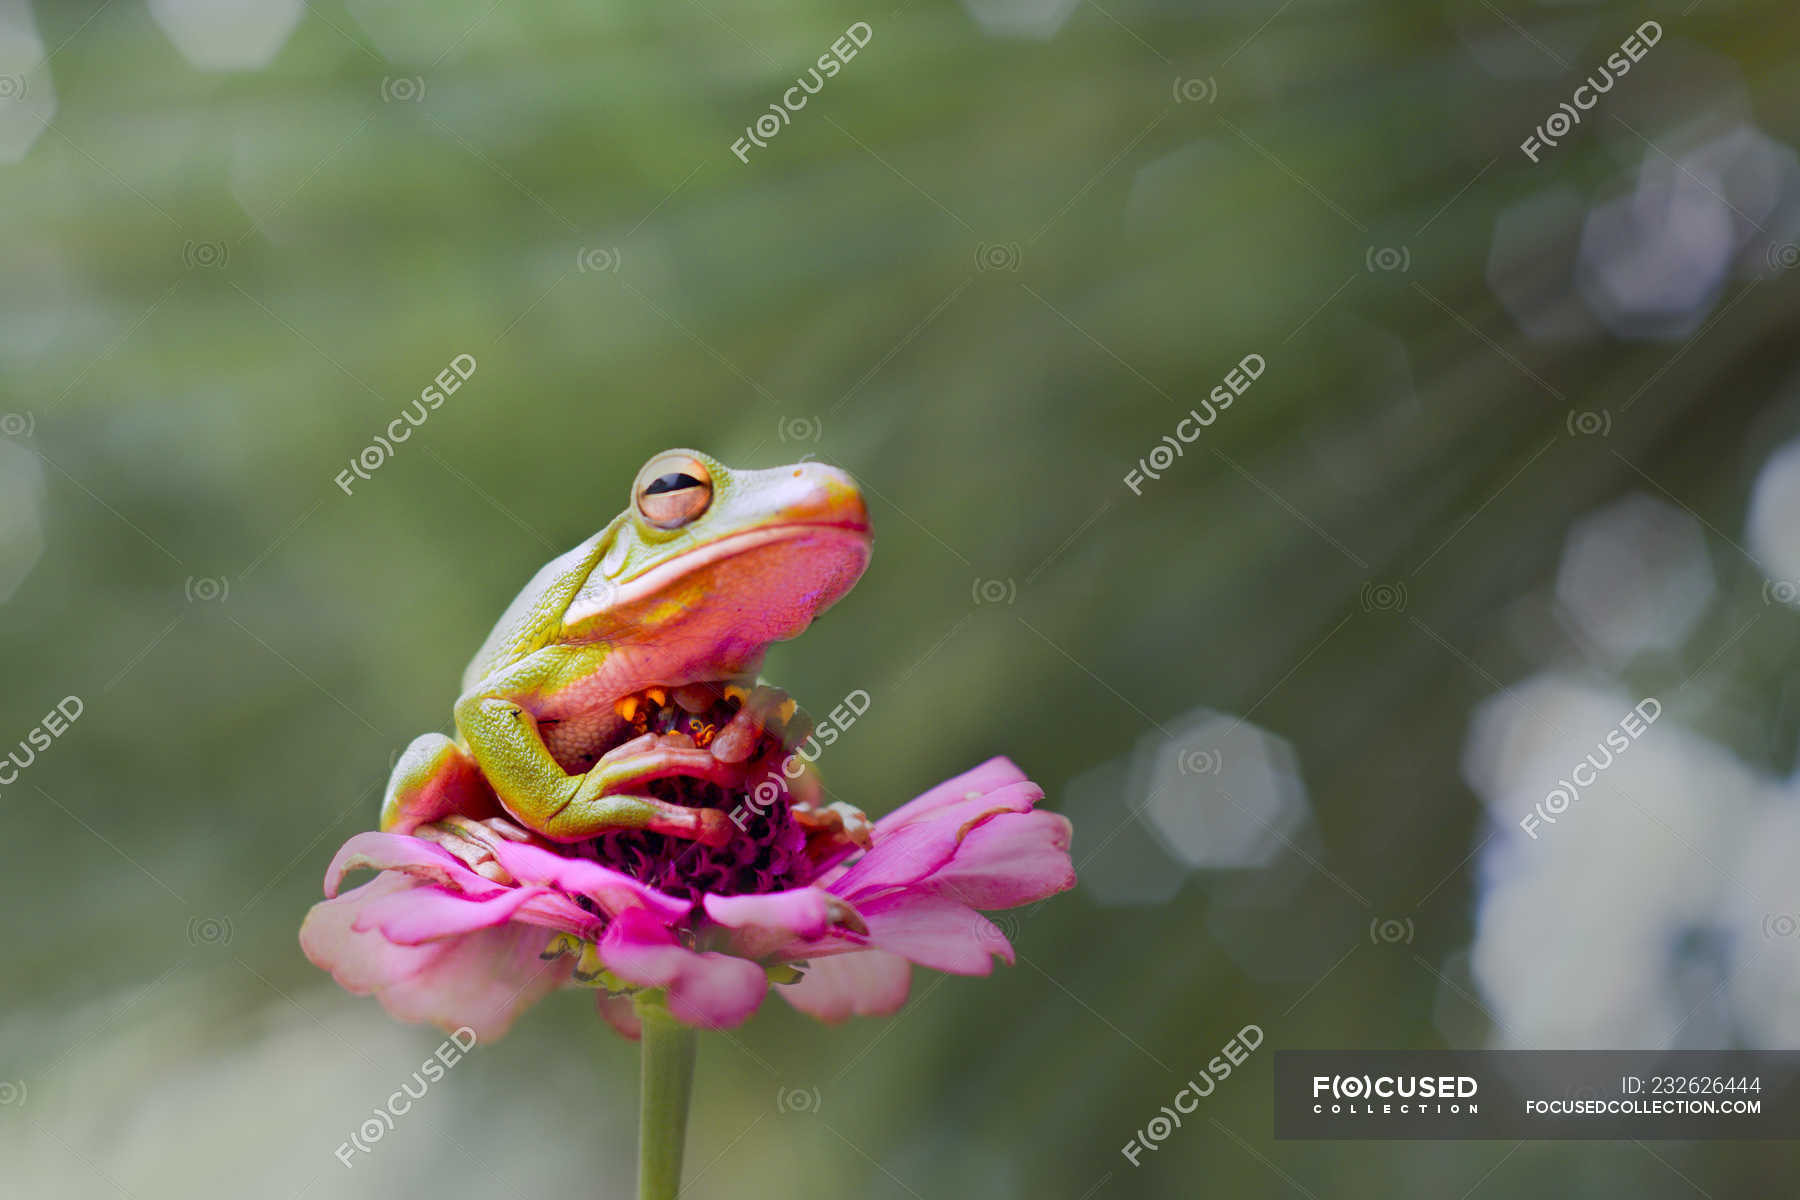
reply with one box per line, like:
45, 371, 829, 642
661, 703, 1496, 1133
564, 520, 871, 628
615, 519, 869, 587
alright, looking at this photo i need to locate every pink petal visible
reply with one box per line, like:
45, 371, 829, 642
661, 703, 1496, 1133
351, 883, 552, 945
765, 932, 872, 962
596, 992, 643, 1041
778, 950, 911, 1023
370, 923, 567, 1042
873, 757, 1030, 837
513, 891, 607, 940
302, 875, 443, 992
830, 782, 1043, 901
324, 831, 501, 899
856, 893, 1012, 974
918, 810, 1075, 909
702, 888, 836, 941
598, 909, 767, 1030
487, 841, 692, 923
300, 874, 567, 1042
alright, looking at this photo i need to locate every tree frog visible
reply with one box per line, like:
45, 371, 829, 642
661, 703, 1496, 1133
380, 449, 871, 848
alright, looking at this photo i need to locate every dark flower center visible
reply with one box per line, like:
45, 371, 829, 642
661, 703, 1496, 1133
586, 774, 808, 902
578, 692, 809, 903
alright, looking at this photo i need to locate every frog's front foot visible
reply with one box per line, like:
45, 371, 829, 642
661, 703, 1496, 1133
605, 729, 746, 789
413, 814, 534, 883
793, 801, 874, 850
530, 781, 736, 846
519, 732, 744, 845
709, 683, 800, 763
643, 801, 734, 847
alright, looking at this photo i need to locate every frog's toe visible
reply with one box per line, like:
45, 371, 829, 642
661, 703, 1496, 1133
589, 735, 746, 792
711, 685, 800, 763
793, 801, 873, 851
413, 815, 527, 884
709, 714, 762, 763
646, 802, 734, 847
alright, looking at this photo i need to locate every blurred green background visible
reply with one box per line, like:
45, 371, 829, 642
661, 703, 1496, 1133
5, 0, 1800, 1195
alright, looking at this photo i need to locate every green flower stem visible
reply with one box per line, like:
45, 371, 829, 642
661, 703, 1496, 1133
635, 991, 698, 1200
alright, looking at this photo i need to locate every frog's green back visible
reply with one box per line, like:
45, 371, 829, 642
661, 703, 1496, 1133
459, 527, 614, 693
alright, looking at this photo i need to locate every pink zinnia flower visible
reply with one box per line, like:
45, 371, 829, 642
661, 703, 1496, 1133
300, 755, 1074, 1039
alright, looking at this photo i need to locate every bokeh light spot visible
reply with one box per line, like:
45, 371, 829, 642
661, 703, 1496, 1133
1747, 438, 1800, 601
1553, 492, 1714, 661
958, 0, 1081, 41
0, 436, 45, 603
1487, 187, 1598, 343
0, 0, 54, 163
148, 0, 304, 72
1061, 754, 1187, 907
1142, 708, 1311, 870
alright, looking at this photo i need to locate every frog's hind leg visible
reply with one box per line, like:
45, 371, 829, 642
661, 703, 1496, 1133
379, 733, 501, 834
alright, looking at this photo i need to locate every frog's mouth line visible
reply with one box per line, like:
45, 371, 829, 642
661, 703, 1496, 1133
599, 519, 872, 611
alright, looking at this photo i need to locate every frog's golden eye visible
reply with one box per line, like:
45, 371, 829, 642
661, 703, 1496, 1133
636, 455, 713, 529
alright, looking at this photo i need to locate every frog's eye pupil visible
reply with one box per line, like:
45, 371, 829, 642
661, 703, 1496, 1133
635, 454, 714, 528
645, 472, 703, 496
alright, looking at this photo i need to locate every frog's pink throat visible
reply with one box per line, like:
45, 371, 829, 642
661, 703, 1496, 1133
534, 519, 871, 753
565, 519, 872, 647
616, 518, 868, 588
